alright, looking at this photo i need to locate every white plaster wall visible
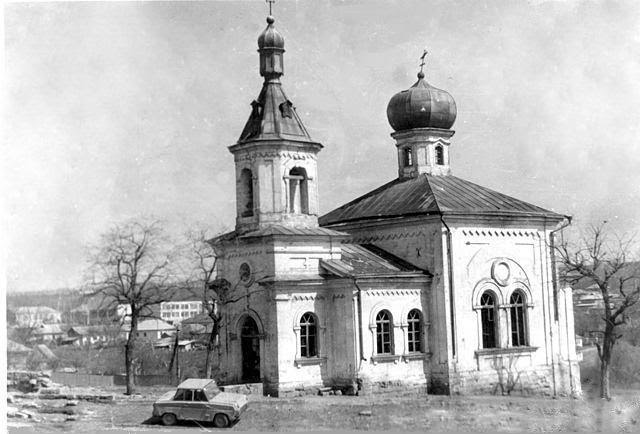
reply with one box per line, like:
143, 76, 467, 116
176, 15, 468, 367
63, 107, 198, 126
448, 226, 556, 373
356, 286, 429, 385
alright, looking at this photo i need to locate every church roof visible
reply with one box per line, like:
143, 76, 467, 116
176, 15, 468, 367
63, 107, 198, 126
321, 244, 429, 278
319, 174, 564, 226
210, 225, 347, 244
237, 81, 319, 145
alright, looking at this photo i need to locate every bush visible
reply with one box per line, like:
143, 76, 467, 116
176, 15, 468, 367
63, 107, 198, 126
580, 341, 640, 388
52, 343, 212, 377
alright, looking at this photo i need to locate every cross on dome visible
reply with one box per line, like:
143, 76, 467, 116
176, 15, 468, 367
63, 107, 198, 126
418, 49, 428, 78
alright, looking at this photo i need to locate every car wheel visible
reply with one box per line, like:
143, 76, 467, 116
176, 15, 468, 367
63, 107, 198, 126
213, 413, 229, 428
161, 413, 177, 426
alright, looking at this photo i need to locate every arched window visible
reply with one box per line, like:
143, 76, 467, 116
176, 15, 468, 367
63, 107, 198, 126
435, 146, 444, 165
480, 292, 498, 348
407, 309, 422, 353
375, 310, 394, 354
299, 312, 317, 358
288, 167, 309, 214
403, 148, 413, 167
240, 168, 254, 217
510, 291, 528, 347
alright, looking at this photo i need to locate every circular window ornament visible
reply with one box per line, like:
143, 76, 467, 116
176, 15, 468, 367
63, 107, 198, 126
239, 263, 252, 285
491, 261, 510, 286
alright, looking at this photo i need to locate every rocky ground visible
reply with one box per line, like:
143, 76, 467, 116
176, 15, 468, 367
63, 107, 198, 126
6, 379, 640, 433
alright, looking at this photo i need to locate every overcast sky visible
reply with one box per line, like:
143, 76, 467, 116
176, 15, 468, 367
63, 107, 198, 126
5, 0, 640, 292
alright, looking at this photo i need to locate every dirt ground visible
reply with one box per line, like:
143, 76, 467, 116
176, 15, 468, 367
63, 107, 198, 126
7, 382, 640, 433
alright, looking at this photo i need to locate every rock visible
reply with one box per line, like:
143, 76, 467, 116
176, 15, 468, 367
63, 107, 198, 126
334, 390, 342, 396
7, 394, 15, 404
40, 388, 61, 396
28, 379, 38, 386
21, 410, 36, 419
65, 416, 78, 422
7, 406, 18, 416
359, 410, 372, 416
65, 400, 79, 407
22, 402, 40, 409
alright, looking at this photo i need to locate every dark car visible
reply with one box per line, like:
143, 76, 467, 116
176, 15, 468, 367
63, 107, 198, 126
152, 378, 248, 427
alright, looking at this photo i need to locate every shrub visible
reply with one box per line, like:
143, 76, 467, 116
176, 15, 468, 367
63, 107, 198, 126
580, 341, 640, 388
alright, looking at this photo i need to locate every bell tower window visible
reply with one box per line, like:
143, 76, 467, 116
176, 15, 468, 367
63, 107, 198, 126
240, 168, 254, 217
288, 167, 309, 214
403, 148, 413, 167
435, 145, 444, 165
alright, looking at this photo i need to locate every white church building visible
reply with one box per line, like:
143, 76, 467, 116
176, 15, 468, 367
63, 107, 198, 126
211, 14, 581, 397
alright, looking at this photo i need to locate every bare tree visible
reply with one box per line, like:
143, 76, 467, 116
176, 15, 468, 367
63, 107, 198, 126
183, 228, 225, 379
556, 222, 640, 399
183, 228, 271, 380
86, 219, 180, 395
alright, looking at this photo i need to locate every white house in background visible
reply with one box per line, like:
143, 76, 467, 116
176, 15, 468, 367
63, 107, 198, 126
117, 303, 132, 319
14, 306, 62, 327
160, 301, 204, 324
121, 319, 176, 340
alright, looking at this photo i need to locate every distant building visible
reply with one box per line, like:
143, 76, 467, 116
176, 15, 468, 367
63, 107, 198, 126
181, 312, 214, 336
153, 337, 196, 351
32, 323, 65, 343
66, 297, 132, 325
14, 306, 62, 327
121, 318, 176, 340
159, 301, 203, 324
64, 325, 119, 346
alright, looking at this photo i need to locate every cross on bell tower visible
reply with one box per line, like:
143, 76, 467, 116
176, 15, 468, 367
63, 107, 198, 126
266, 0, 275, 15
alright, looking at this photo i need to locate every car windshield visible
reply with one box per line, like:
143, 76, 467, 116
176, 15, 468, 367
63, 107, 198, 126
203, 382, 220, 399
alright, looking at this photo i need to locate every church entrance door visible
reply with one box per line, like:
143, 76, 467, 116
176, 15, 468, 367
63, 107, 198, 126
240, 316, 260, 383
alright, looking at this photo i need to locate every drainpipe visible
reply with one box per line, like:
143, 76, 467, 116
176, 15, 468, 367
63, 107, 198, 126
549, 216, 573, 320
352, 278, 366, 389
548, 215, 573, 397
440, 215, 456, 359
353, 279, 366, 366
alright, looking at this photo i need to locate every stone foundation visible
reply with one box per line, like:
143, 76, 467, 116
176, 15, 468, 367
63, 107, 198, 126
448, 366, 557, 396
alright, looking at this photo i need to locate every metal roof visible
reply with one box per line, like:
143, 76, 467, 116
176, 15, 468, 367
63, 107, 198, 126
177, 378, 216, 389
237, 80, 319, 145
321, 244, 428, 278
210, 225, 348, 244
319, 174, 563, 226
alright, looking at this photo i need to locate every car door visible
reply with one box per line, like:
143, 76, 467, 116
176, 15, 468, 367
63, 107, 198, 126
191, 389, 212, 421
179, 389, 208, 422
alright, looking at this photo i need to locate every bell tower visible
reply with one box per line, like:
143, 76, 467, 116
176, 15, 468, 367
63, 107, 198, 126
229, 15, 323, 235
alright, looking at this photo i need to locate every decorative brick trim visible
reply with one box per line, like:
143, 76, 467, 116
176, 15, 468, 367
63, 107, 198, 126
461, 229, 537, 238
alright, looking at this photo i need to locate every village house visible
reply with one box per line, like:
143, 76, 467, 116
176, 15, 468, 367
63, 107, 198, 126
14, 306, 62, 327
31, 323, 65, 343
208, 14, 581, 398
121, 318, 176, 340
63, 325, 119, 346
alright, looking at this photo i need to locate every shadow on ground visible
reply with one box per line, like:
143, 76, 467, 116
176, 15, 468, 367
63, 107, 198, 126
142, 415, 240, 428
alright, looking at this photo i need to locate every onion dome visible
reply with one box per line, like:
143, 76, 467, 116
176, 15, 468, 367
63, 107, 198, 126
257, 16, 285, 79
258, 16, 284, 50
386, 72, 457, 131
